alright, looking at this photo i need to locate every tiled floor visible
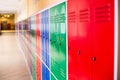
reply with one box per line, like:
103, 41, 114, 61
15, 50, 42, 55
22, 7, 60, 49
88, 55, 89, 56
0, 31, 31, 80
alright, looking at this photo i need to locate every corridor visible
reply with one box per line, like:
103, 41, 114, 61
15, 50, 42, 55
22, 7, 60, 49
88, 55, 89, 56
0, 32, 31, 80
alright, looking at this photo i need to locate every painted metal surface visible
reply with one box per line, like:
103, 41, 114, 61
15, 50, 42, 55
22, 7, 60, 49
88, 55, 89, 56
68, 0, 114, 80
28, 18, 33, 76
77, 0, 92, 80
68, 0, 79, 79
30, 16, 36, 80
44, 10, 50, 80
36, 14, 41, 80
50, 2, 66, 80
41, 9, 50, 80
16, 0, 114, 80
92, 0, 114, 80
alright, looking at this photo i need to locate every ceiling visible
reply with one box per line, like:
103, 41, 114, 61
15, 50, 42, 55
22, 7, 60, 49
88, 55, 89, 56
0, 0, 20, 13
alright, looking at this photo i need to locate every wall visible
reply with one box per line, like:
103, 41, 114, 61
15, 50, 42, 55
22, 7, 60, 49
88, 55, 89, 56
16, 0, 28, 22
28, 0, 65, 17
0, 17, 14, 24
16, 0, 66, 22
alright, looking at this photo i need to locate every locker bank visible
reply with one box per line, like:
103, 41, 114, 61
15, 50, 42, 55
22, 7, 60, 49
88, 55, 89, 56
0, 0, 118, 80
16, 0, 117, 80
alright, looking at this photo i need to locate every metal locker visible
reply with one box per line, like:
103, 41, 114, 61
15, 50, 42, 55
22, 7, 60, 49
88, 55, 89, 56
58, 2, 66, 80
68, 0, 79, 79
68, 0, 93, 79
30, 16, 36, 80
50, 2, 66, 80
24, 19, 30, 69
41, 10, 50, 80
92, 0, 114, 80
28, 18, 32, 75
32, 55, 36, 80
41, 11, 46, 80
36, 14, 41, 80
50, 5, 57, 80
77, 0, 93, 80
43, 11, 47, 80
44, 10, 50, 80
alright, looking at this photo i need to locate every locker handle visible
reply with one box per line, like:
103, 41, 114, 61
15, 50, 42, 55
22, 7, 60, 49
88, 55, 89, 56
93, 57, 96, 61
78, 51, 80, 54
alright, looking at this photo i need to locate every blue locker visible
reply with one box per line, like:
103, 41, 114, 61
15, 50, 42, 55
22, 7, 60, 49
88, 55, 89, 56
45, 10, 50, 80
41, 11, 46, 80
41, 10, 50, 80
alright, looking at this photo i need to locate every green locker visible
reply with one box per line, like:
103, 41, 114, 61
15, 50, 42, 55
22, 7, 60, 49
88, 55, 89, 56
50, 2, 66, 80
57, 2, 66, 79
31, 52, 36, 80
30, 16, 36, 80
50, 5, 58, 80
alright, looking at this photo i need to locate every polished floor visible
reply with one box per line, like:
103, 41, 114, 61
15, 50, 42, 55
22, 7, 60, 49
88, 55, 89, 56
0, 31, 31, 80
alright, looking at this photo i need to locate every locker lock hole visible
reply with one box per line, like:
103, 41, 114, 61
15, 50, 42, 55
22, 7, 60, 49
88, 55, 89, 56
78, 51, 80, 54
93, 57, 96, 61
59, 43, 61, 46
54, 40, 56, 43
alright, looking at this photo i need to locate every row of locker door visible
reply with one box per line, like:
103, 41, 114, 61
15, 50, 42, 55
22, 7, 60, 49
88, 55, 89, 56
18, 0, 114, 80
68, 0, 114, 80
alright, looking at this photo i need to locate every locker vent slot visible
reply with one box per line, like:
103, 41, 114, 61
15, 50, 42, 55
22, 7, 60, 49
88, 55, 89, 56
58, 14, 66, 23
68, 12, 76, 23
95, 4, 111, 22
51, 14, 65, 23
79, 9, 90, 22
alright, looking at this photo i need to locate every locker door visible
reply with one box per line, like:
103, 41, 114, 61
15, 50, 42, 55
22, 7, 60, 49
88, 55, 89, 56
36, 14, 41, 80
44, 10, 50, 80
41, 10, 50, 80
25, 19, 29, 73
68, 0, 79, 79
92, 0, 114, 80
50, 6, 54, 73
41, 11, 46, 80
29, 18, 33, 75
50, 5, 61, 80
58, 2, 66, 80
32, 54, 36, 80
77, 0, 92, 80
50, 2, 67, 80
24, 20, 30, 69
30, 16, 36, 80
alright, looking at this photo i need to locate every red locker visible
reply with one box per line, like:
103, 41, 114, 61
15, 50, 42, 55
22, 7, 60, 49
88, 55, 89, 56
68, 0, 114, 80
77, 0, 92, 80
36, 14, 41, 80
68, 0, 79, 80
68, 0, 92, 80
92, 0, 114, 80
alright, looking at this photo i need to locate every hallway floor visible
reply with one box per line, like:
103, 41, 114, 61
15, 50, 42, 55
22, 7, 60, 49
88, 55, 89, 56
0, 31, 31, 80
